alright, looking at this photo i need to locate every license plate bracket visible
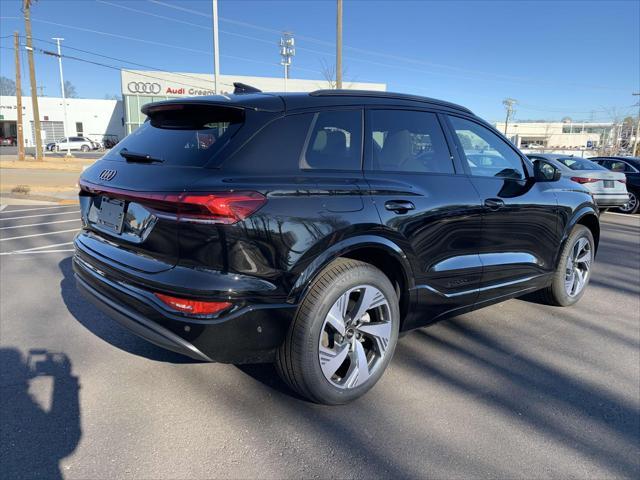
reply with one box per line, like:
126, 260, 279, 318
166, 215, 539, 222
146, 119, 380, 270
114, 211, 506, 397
96, 197, 125, 234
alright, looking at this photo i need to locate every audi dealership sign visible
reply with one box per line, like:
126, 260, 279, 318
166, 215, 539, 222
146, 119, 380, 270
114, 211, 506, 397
120, 69, 387, 99
121, 70, 217, 98
127, 82, 162, 94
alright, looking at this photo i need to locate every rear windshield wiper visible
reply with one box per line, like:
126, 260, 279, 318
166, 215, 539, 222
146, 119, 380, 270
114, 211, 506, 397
119, 149, 164, 163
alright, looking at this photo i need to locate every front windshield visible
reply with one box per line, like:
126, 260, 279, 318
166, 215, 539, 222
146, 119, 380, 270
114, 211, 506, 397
556, 157, 604, 171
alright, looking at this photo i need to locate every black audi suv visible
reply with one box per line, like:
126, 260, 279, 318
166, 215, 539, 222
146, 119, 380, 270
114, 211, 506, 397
74, 87, 599, 404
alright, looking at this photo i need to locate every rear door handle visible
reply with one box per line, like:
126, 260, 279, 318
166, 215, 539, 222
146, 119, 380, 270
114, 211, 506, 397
385, 200, 415, 213
484, 198, 505, 210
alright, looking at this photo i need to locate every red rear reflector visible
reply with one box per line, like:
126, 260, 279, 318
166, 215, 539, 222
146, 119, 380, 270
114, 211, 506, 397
154, 293, 232, 315
570, 177, 599, 184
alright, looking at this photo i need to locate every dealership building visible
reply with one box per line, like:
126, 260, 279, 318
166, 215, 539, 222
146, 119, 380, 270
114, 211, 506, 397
120, 70, 386, 134
494, 120, 614, 149
0, 71, 386, 146
0, 95, 125, 147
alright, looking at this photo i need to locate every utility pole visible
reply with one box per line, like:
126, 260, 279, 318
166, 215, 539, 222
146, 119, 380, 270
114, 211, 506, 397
502, 98, 517, 140
52, 37, 71, 157
336, 0, 343, 89
212, 0, 220, 94
633, 93, 640, 156
14, 32, 25, 161
279, 32, 295, 92
23, 0, 43, 161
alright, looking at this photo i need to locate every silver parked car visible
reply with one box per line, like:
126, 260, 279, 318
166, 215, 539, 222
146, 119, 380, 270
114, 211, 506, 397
528, 154, 628, 210
51, 136, 97, 152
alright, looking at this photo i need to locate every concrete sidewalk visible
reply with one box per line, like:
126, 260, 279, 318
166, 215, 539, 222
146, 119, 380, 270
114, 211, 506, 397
1, 167, 81, 203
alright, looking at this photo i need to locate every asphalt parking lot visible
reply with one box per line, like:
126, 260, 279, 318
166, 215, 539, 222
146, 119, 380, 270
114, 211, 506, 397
0, 204, 638, 479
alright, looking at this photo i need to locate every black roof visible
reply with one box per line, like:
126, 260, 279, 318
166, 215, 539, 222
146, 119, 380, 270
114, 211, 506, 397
143, 89, 474, 115
308, 89, 473, 114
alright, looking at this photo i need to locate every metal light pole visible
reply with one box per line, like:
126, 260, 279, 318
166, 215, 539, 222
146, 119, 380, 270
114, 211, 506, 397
280, 32, 295, 92
633, 93, 640, 156
53, 37, 71, 157
212, 0, 220, 94
336, 0, 343, 89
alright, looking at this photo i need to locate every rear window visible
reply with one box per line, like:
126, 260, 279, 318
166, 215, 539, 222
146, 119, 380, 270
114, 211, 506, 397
103, 104, 244, 167
555, 157, 604, 171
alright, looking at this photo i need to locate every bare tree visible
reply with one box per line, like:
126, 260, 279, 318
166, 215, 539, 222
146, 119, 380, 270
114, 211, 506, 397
320, 59, 337, 89
64, 80, 78, 98
0, 76, 16, 96
319, 58, 357, 89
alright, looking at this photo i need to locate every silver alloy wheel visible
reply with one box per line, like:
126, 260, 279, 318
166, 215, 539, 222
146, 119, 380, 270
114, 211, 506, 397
564, 236, 592, 297
318, 284, 391, 389
619, 192, 637, 213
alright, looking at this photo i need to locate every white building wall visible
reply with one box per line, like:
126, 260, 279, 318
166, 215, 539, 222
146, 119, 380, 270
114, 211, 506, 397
120, 70, 386, 97
494, 121, 613, 148
0, 95, 124, 147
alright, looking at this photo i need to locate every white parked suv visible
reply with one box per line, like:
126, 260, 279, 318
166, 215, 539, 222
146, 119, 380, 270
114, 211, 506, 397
53, 136, 97, 152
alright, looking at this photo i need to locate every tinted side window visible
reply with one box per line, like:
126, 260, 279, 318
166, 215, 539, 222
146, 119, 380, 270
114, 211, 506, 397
608, 161, 627, 172
449, 116, 525, 180
226, 114, 313, 173
369, 110, 454, 174
301, 110, 362, 171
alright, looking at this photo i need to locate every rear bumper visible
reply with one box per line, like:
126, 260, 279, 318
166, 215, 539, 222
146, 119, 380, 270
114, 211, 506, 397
73, 244, 297, 363
592, 193, 629, 207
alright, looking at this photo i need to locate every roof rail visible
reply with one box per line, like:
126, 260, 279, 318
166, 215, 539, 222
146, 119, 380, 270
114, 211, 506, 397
233, 82, 262, 94
309, 89, 472, 114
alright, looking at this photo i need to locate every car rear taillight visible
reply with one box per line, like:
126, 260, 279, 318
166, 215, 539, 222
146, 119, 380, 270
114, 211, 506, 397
79, 181, 266, 224
154, 293, 232, 315
171, 192, 266, 224
570, 177, 599, 184
617, 178, 627, 184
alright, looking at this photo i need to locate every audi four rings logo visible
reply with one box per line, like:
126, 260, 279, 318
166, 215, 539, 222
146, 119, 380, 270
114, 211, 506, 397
127, 81, 161, 94
99, 169, 117, 181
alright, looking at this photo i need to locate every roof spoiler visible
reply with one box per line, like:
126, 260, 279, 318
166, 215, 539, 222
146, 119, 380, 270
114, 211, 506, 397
233, 82, 262, 94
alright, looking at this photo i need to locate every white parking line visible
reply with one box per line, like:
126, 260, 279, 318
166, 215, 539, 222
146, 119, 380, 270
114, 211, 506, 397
0, 228, 80, 242
0, 205, 77, 214
0, 218, 80, 230
15, 241, 74, 252
0, 210, 80, 221
0, 205, 7, 212
0, 249, 75, 256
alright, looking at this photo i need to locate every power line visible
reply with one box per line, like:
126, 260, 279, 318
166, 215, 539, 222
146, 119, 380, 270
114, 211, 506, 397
17, 42, 235, 92
145, 0, 627, 92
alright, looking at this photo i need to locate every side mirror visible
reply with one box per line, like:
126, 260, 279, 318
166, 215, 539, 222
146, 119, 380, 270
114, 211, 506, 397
534, 161, 561, 182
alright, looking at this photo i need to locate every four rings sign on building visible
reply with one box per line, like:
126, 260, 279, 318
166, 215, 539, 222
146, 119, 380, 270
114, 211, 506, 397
121, 69, 386, 134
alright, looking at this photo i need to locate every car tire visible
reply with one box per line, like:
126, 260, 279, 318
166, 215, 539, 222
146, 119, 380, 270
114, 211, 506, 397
81, 145, 90, 152
614, 191, 639, 214
276, 258, 399, 404
536, 225, 594, 307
